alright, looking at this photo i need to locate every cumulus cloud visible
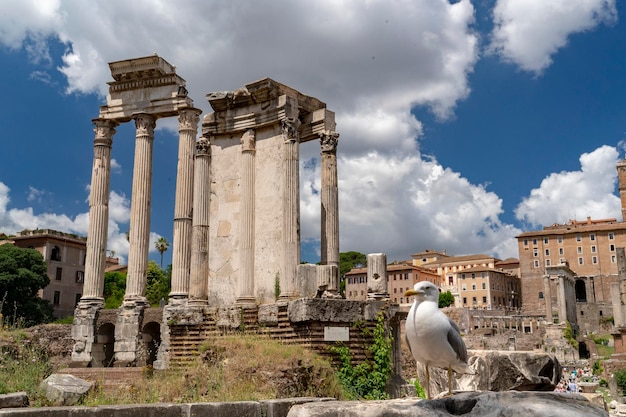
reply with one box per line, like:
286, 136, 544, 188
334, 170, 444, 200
515, 145, 622, 227
489, 0, 617, 74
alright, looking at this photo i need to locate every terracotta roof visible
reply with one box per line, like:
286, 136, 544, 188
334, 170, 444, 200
516, 220, 626, 238
422, 253, 499, 267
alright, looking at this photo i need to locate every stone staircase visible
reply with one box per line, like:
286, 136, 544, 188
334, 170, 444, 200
58, 367, 145, 393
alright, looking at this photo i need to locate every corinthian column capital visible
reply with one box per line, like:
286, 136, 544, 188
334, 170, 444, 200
196, 136, 211, 156
134, 113, 156, 136
281, 117, 301, 143
319, 131, 340, 153
93, 119, 118, 147
178, 108, 202, 131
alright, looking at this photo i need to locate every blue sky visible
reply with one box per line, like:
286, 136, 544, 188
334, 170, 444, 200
0, 0, 624, 266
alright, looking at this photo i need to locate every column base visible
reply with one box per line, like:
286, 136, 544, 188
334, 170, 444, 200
114, 299, 147, 367
236, 296, 257, 307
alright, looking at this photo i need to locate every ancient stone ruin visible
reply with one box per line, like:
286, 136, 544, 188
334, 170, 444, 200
70, 55, 390, 371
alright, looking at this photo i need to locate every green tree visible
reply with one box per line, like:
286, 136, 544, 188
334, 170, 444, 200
339, 251, 367, 294
438, 291, 455, 308
154, 237, 170, 268
103, 271, 126, 309
0, 244, 54, 326
145, 260, 170, 306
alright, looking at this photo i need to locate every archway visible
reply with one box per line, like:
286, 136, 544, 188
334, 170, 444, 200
93, 322, 115, 367
575, 279, 587, 302
142, 321, 161, 366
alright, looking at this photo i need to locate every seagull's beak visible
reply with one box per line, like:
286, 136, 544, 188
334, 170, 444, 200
405, 289, 424, 297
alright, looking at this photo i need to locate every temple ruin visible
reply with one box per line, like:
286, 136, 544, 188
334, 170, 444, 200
71, 55, 397, 372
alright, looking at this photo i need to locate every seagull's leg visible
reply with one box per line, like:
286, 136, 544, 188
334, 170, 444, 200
448, 366, 453, 396
425, 364, 431, 400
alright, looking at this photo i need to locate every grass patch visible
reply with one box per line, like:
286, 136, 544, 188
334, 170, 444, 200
81, 334, 346, 405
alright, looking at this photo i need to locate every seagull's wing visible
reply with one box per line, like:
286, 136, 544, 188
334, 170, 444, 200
446, 317, 468, 363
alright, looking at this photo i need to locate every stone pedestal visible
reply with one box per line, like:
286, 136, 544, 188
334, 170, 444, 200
71, 301, 103, 367
113, 300, 146, 367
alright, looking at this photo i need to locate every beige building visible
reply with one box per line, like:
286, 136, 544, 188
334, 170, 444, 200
416, 252, 521, 308
12, 229, 86, 319
345, 262, 440, 304
516, 217, 626, 320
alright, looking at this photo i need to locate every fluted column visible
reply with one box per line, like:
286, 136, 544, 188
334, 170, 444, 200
237, 129, 257, 305
82, 119, 117, 302
557, 275, 567, 324
189, 137, 211, 303
170, 108, 202, 300
543, 275, 553, 323
320, 131, 340, 269
280, 117, 301, 300
124, 113, 156, 303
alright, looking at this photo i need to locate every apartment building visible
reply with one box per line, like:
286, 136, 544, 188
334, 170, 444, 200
516, 217, 626, 316
11, 229, 87, 319
345, 262, 440, 304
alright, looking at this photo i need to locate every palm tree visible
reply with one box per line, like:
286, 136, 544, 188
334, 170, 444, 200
154, 236, 170, 269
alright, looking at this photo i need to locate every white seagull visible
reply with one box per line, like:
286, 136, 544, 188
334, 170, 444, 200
404, 281, 473, 399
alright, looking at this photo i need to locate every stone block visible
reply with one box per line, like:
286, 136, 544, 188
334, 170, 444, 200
40, 374, 92, 406
0, 392, 28, 409
258, 304, 279, 326
296, 264, 318, 298
262, 398, 335, 417
189, 401, 260, 417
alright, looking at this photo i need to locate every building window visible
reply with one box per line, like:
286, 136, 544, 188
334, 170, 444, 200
576, 235, 581, 242
578, 257, 584, 265
546, 259, 551, 267
557, 236, 563, 244
461, 273, 466, 279
609, 232, 615, 240
55, 267, 62, 281
472, 297, 477, 304
471, 273, 476, 279
462, 284, 466, 290
591, 246, 597, 253
559, 247, 564, 255
533, 249, 538, 257
577, 247, 582, 254
76, 271, 84, 283
532, 238, 538, 245
448, 276, 453, 285
538, 292, 544, 299
612, 255, 617, 263
592, 256, 598, 264
400, 297, 403, 304
404, 273, 409, 280
482, 296, 487, 303
534, 260, 539, 268
393, 288, 397, 293
590, 234, 596, 241
50, 246, 61, 262
545, 249, 550, 256
482, 282, 486, 290
53, 291, 60, 305
610, 244, 616, 252
544, 238, 549, 244
472, 284, 476, 290
523, 239, 528, 246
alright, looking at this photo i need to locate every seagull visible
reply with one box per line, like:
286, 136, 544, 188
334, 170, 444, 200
404, 281, 473, 399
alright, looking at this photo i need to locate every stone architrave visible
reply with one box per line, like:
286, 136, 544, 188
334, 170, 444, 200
237, 129, 256, 306
124, 113, 156, 304
367, 253, 388, 297
320, 131, 340, 269
280, 117, 302, 300
170, 108, 202, 300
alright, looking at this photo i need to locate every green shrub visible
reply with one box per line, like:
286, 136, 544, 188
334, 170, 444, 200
615, 370, 626, 395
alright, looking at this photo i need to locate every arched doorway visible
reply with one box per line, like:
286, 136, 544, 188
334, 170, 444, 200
93, 322, 115, 367
575, 279, 587, 302
142, 321, 161, 366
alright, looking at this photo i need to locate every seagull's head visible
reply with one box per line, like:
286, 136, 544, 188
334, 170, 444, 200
404, 281, 439, 303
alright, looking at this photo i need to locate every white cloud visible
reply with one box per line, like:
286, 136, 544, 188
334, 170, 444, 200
489, 0, 617, 74
110, 158, 121, 173
27, 186, 45, 202
515, 145, 621, 227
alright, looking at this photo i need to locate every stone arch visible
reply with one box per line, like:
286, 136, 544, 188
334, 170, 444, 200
142, 321, 161, 366
93, 322, 115, 367
575, 279, 587, 302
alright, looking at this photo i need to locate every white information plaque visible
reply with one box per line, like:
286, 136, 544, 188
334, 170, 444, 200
324, 326, 350, 342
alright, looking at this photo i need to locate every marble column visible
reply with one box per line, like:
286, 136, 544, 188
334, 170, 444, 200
82, 119, 117, 302
124, 113, 156, 304
543, 275, 553, 323
170, 108, 202, 300
237, 129, 257, 306
280, 117, 301, 300
188, 137, 211, 303
320, 131, 340, 269
557, 275, 567, 324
